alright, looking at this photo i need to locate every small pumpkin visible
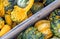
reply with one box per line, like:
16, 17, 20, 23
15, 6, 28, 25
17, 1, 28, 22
35, 20, 52, 39
17, 27, 44, 39
5, 14, 12, 26
0, 17, 4, 29
31, 2, 44, 14
0, 25, 11, 36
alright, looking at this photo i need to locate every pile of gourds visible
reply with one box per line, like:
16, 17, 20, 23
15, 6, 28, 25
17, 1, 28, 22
16, 0, 60, 39
1, 0, 59, 38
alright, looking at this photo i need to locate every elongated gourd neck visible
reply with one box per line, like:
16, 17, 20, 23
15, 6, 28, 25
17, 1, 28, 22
24, 0, 34, 13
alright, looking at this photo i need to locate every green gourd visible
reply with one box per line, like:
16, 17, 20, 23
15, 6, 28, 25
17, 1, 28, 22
17, 27, 44, 39
49, 9, 60, 21
5, 0, 17, 11
51, 19, 60, 37
31, 2, 44, 14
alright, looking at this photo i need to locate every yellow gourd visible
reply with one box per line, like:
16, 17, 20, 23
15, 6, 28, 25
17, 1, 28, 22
5, 14, 12, 26
0, 25, 11, 36
35, 20, 52, 39
11, 0, 34, 23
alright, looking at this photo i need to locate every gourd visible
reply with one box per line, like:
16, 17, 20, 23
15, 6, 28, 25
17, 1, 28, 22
49, 9, 60, 37
31, 2, 44, 14
0, 3, 5, 17
17, 27, 44, 39
0, 17, 4, 29
0, 25, 11, 36
35, 20, 52, 39
50, 19, 60, 37
11, 0, 34, 23
49, 9, 60, 21
5, 14, 12, 26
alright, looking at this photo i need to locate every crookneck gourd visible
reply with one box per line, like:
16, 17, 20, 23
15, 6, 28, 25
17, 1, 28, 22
11, 0, 34, 23
17, 27, 44, 39
35, 20, 53, 39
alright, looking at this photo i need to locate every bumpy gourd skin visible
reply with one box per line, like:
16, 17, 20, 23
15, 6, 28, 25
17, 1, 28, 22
17, 27, 44, 39
49, 9, 60, 37
51, 19, 60, 37
11, 0, 34, 23
49, 9, 60, 21
11, 6, 27, 23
